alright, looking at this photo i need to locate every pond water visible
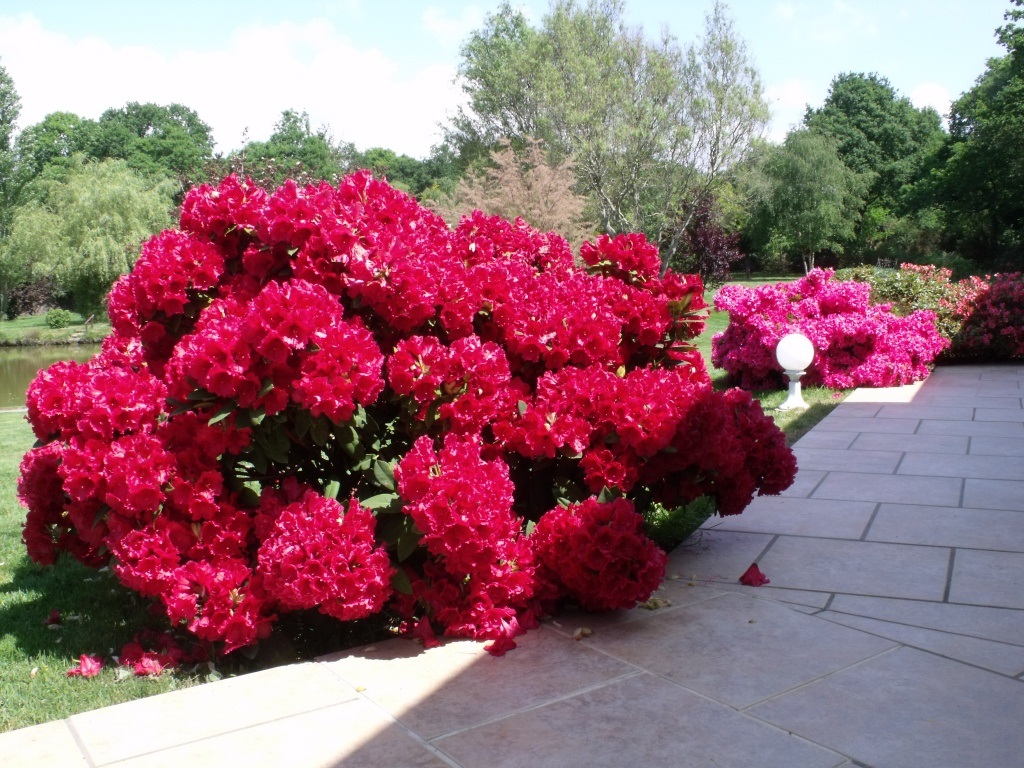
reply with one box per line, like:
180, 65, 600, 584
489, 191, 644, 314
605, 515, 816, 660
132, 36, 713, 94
0, 346, 100, 409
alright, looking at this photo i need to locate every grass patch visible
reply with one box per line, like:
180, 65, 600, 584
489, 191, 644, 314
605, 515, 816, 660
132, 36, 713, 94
0, 313, 111, 346
0, 413, 204, 731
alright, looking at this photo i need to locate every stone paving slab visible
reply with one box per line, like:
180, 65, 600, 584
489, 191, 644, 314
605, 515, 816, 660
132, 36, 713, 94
748, 647, 1024, 768
963, 478, 1024, 510
898, 451, 1024, 480
811, 470, 962, 506
706, 497, 876, 539
433, 672, 847, 768
580, 592, 894, 709
917, 418, 1024, 437
320, 626, 637, 740
68, 662, 360, 766
756, 536, 951, 600
949, 549, 1024, 610
793, 446, 904, 473
104, 701, 450, 768
848, 431, 969, 454
970, 435, 1024, 456
866, 502, 1024, 550
3, 720, 89, 768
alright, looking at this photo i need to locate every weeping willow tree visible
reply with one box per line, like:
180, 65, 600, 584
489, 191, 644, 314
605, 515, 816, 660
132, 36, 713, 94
4, 156, 175, 313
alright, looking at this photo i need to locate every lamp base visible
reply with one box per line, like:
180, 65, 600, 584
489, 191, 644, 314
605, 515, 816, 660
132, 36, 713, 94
776, 370, 808, 411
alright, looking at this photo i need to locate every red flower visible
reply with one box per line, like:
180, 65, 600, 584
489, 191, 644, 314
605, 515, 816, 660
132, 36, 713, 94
739, 563, 770, 586
67, 654, 104, 678
43, 609, 62, 626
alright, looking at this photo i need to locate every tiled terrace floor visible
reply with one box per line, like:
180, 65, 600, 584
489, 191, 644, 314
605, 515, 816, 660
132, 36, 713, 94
4, 364, 1023, 767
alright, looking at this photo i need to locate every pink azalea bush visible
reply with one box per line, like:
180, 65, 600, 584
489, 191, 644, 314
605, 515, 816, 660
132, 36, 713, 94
20, 172, 796, 657
712, 269, 949, 390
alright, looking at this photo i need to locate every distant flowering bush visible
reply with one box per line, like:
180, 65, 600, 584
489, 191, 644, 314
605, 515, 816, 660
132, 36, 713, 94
20, 172, 796, 658
952, 272, 1024, 360
712, 269, 949, 390
835, 264, 1024, 361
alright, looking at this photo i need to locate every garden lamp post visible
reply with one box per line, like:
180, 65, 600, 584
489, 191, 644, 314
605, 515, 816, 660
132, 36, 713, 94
775, 332, 815, 411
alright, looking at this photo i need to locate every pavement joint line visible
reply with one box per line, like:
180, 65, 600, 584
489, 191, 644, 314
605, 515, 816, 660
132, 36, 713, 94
821, 607, 1024, 651
942, 549, 956, 603
63, 718, 96, 768
891, 451, 907, 475
738, 643, 904, 713
858, 502, 882, 542
752, 533, 779, 563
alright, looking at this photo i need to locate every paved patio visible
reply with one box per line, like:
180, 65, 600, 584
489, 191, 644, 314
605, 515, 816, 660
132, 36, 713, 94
4, 363, 1023, 767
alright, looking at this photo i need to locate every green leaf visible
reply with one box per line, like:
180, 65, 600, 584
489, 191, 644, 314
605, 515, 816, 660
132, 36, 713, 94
207, 401, 235, 426
258, 378, 274, 397
336, 424, 360, 456
376, 515, 407, 546
517, 400, 528, 416
373, 459, 396, 492
324, 480, 341, 500
310, 416, 332, 447
525, 520, 537, 536
597, 486, 619, 504
390, 568, 413, 595
397, 529, 420, 562
361, 493, 400, 511
293, 409, 312, 440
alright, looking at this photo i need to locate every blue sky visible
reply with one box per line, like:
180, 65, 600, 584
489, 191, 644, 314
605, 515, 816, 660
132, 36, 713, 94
0, 1, 1011, 158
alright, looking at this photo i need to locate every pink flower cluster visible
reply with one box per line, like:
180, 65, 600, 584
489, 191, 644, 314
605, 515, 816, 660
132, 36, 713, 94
712, 269, 950, 390
21, 171, 795, 657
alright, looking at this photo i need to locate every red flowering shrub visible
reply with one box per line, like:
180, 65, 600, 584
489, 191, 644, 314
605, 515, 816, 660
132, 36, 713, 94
834, 264, 1024, 362
952, 273, 1024, 360
20, 172, 796, 657
712, 269, 949, 390
532, 498, 667, 611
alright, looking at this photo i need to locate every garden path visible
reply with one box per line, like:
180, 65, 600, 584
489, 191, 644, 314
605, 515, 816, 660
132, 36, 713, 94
4, 363, 1023, 767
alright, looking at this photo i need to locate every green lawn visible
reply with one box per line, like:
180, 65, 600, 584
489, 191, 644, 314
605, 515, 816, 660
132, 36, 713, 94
0, 312, 111, 346
0, 413, 206, 731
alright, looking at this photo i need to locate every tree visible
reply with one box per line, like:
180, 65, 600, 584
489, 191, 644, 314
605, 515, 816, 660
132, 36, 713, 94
805, 73, 945, 211
6, 157, 175, 312
223, 110, 350, 190
667, 195, 744, 286
0, 58, 22, 316
437, 137, 591, 242
0, 58, 21, 240
449, 0, 768, 270
92, 102, 214, 184
929, 1, 1024, 267
13, 111, 98, 182
745, 130, 868, 273
351, 148, 435, 195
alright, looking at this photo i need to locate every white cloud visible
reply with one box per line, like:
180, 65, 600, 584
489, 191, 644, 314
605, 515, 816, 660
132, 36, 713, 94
774, 2, 797, 21
909, 82, 952, 120
765, 78, 818, 142
0, 13, 461, 158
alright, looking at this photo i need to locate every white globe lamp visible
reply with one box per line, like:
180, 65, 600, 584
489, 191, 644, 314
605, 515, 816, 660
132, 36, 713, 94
775, 332, 815, 411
